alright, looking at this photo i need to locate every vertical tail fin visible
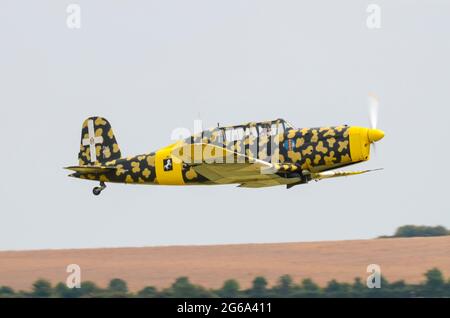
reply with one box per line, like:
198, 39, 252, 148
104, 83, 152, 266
78, 117, 121, 166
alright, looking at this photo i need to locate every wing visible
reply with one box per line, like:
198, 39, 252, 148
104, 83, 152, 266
171, 143, 301, 188
238, 179, 289, 188
308, 168, 383, 180
193, 163, 300, 187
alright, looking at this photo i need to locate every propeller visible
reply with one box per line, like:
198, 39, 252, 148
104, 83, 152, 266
367, 93, 383, 154
368, 93, 379, 130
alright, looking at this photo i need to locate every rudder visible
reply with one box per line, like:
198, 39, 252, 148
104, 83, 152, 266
78, 116, 121, 165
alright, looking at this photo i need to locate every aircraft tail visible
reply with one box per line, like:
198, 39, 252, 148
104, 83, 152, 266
78, 116, 121, 165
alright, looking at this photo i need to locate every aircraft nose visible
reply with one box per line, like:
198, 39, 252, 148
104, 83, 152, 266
367, 128, 385, 143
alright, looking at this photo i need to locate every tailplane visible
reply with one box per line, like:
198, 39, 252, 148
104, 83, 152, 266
65, 165, 117, 174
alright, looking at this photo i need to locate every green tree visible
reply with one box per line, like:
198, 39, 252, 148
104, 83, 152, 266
171, 277, 197, 297
393, 225, 449, 238
137, 286, 158, 298
107, 278, 129, 296
218, 279, 240, 298
0, 286, 15, 297
423, 268, 445, 296
295, 278, 321, 297
32, 279, 52, 298
273, 275, 294, 297
388, 280, 413, 298
351, 277, 366, 297
169, 277, 212, 298
248, 276, 268, 297
325, 279, 351, 297
54, 282, 83, 298
79, 281, 100, 297
425, 268, 445, 287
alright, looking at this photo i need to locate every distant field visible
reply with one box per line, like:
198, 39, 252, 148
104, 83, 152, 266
1, 236, 449, 291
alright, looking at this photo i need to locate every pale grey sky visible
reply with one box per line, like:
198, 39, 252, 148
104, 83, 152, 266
0, 0, 449, 250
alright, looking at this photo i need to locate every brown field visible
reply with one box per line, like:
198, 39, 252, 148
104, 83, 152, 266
1, 236, 449, 291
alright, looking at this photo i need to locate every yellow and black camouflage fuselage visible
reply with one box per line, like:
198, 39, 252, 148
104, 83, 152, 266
68, 117, 383, 188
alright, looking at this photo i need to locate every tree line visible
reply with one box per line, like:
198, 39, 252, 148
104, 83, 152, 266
1, 268, 449, 298
379, 225, 450, 238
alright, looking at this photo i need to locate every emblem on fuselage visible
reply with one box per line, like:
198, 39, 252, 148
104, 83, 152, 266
163, 158, 173, 171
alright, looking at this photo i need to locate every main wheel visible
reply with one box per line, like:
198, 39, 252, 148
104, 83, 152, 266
92, 187, 102, 196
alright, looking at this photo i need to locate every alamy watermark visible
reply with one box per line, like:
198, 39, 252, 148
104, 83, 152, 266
66, 4, 81, 29
66, 264, 81, 288
366, 4, 381, 29
366, 264, 381, 288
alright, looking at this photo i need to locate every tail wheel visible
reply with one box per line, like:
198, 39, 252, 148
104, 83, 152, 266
92, 182, 106, 196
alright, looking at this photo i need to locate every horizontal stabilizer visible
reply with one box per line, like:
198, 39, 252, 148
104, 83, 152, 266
64, 165, 117, 174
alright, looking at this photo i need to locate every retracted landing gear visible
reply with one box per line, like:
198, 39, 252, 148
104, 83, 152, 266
92, 181, 106, 196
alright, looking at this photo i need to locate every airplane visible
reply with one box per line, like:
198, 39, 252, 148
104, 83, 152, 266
65, 113, 384, 195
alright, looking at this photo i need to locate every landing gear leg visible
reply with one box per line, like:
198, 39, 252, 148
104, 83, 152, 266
93, 181, 106, 196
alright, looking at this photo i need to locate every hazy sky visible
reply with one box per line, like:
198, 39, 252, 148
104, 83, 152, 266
1, 1, 449, 250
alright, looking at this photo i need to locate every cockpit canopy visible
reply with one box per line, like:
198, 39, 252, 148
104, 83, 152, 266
187, 118, 295, 146
218, 118, 294, 142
